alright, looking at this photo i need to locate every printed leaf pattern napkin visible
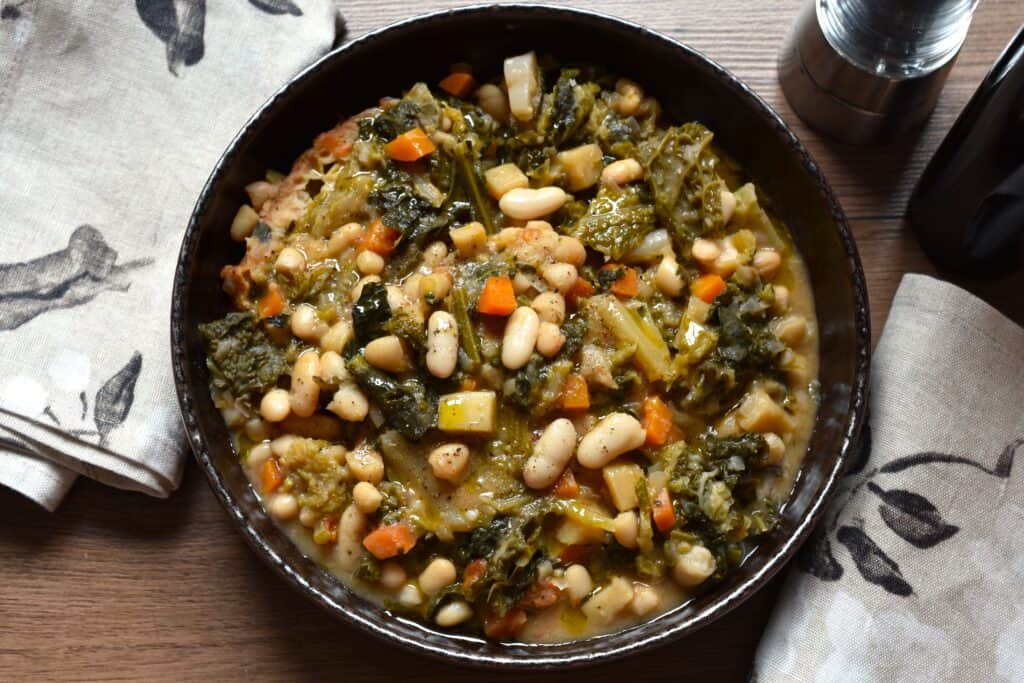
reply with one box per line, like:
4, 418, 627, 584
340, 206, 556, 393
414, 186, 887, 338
754, 274, 1024, 682
0, 0, 337, 510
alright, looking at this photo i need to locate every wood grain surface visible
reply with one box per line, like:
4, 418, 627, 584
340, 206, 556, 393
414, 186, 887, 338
3, 1, 1023, 681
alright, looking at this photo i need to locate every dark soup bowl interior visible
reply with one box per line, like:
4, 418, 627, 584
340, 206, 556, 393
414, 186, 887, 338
172, 3, 870, 669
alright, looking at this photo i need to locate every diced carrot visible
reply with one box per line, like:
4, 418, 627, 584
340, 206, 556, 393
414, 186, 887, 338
438, 72, 476, 98
260, 457, 285, 493
313, 129, 353, 159
552, 469, 580, 499
558, 544, 593, 566
642, 395, 674, 448
652, 488, 677, 533
601, 264, 639, 298
384, 127, 436, 162
257, 282, 286, 318
484, 608, 528, 639
476, 275, 517, 316
358, 218, 400, 256
691, 273, 727, 304
362, 522, 418, 559
566, 277, 594, 307
463, 558, 488, 590
561, 374, 590, 411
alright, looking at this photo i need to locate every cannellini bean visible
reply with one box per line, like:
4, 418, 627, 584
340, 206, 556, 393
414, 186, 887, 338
624, 229, 671, 264
290, 304, 328, 341
504, 51, 540, 121
522, 418, 577, 489
270, 434, 296, 458
247, 442, 272, 471
720, 189, 737, 226
485, 162, 529, 199
613, 78, 643, 116
601, 158, 644, 186
513, 271, 535, 294
764, 432, 786, 466
289, 351, 320, 418
246, 180, 276, 211
334, 503, 367, 571
356, 249, 385, 275
673, 545, 716, 587
630, 584, 660, 616
364, 335, 412, 373
346, 446, 384, 484
380, 561, 407, 590
230, 204, 260, 242
774, 315, 808, 346
268, 493, 299, 521
753, 248, 781, 279
476, 83, 510, 123
531, 291, 565, 325
328, 222, 364, 255
350, 275, 382, 302
299, 506, 318, 528
422, 241, 448, 267
691, 238, 721, 265
501, 306, 540, 370
435, 600, 473, 627
540, 262, 578, 294
613, 510, 638, 548
499, 187, 567, 221
420, 271, 452, 303
576, 412, 646, 468
554, 235, 587, 266
449, 222, 487, 257
564, 564, 593, 605
260, 388, 291, 422
320, 320, 353, 353
327, 383, 369, 422
398, 583, 422, 607
428, 442, 470, 482
772, 285, 790, 314
353, 481, 383, 514
419, 558, 457, 596
220, 404, 246, 428
317, 350, 348, 385
655, 254, 685, 297
425, 311, 459, 379
536, 321, 565, 358
275, 246, 306, 277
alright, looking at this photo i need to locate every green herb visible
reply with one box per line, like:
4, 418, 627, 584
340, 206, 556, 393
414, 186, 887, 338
200, 312, 288, 399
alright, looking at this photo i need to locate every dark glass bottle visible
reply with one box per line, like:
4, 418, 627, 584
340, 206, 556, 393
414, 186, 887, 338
907, 27, 1024, 273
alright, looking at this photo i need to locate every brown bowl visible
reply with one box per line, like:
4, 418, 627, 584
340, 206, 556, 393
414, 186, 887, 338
171, 3, 870, 668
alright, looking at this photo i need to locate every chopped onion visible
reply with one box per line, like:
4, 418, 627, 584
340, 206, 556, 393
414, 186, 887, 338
623, 229, 670, 264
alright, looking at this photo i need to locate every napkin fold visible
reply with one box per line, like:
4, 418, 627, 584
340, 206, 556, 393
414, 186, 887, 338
0, 0, 337, 510
754, 274, 1024, 682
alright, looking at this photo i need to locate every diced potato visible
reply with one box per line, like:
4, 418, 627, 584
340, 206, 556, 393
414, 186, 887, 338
555, 517, 607, 546
449, 222, 487, 257
555, 143, 603, 192
735, 387, 793, 434
602, 460, 644, 512
581, 576, 634, 624
484, 163, 529, 199
437, 391, 497, 434
230, 204, 260, 242
504, 51, 540, 121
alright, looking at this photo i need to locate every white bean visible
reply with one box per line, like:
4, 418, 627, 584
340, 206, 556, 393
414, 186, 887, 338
630, 584, 660, 616
275, 246, 306, 277
613, 510, 638, 548
428, 443, 471, 482
501, 306, 540, 370
364, 335, 411, 373
720, 189, 737, 226
753, 248, 781, 280
531, 291, 565, 325
230, 205, 260, 242
772, 285, 790, 314
499, 187, 567, 221
655, 254, 685, 297
673, 545, 716, 587
564, 564, 593, 605
435, 600, 473, 628
426, 311, 459, 379
356, 249, 385, 275
270, 434, 296, 458
774, 315, 808, 347
268, 493, 298, 521
576, 412, 646, 468
380, 561, 407, 590
536, 321, 565, 358
522, 418, 577, 489
476, 83, 510, 123
422, 241, 448, 267
764, 432, 786, 466
346, 446, 384, 484
327, 383, 369, 422
540, 262, 578, 294
245, 181, 276, 212
419, 558, 457, 596
334, 503, 367, 571
317, 350, 348, 385
328, 222, 364, 255
554, 235, 587, 266
601, 158, 644, 186
353, 481, 383, 514
691, 238, 721, 265
247, 442, 272, 471
260, 388, 291, 422
289, 351, 320, 418
290, 304, 327, 341
244, 417, 272, 442
319, 320, 353, 353
299, 506, 318, 529
397, 583, 422, 607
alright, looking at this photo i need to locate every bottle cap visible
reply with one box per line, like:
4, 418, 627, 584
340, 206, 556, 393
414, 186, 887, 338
779, 2, 959, 144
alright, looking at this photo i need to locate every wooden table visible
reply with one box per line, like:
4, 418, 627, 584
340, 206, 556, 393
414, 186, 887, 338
3, 2, 1022, 680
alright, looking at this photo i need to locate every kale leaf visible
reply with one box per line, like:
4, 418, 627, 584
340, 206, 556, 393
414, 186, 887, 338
347, 354, 437, 440
200, 312, 288, 399
571, 184, 656, 259
645, 123, 725, 238
351, 281, 392, 347
362, 100, 421, 141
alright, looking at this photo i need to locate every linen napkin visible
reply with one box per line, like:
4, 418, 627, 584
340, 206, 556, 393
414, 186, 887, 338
0, 0, 337, 510
753, 274, 1024, 682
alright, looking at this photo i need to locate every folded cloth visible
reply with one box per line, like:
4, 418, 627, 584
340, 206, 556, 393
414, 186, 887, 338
754, 274, 1024, 682
0, 0, 337, 510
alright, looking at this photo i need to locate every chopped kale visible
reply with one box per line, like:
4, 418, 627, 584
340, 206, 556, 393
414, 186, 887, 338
200, 312, 287, 399
539, 70, 599, 148
364, 100, 421, 141
351, 281, 392, 346
644, 123, 725, 238
347, 354, 437, 440
571, 184, 656, 259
